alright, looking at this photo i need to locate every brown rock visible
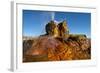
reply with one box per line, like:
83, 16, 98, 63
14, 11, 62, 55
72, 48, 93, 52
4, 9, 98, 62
58, 20, 69, 38
45, 21, 59, 37
23, 20, 91, 62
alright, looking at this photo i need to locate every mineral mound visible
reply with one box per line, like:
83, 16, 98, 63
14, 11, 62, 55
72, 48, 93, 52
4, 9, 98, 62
23, 20, 91, 62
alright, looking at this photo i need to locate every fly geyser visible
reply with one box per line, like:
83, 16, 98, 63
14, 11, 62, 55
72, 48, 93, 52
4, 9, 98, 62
45, 20, 69, 38
23, 20, 91, 62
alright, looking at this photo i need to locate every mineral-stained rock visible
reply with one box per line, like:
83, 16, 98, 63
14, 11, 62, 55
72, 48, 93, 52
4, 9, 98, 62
45, 20, 69, 38
45, 21, 59, 37
23, 20, 91, 62
23, 35, 91, 62
68, 34, 91, 51
23, 39, 33, 54
58, 20, 69, 38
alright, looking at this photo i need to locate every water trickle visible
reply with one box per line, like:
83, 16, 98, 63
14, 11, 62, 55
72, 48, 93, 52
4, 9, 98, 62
51, 12, 55, 20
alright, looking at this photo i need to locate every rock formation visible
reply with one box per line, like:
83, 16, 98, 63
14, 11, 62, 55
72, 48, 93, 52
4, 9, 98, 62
23, 20, 91, 62
58, 20, 69, 38
45, 21, 59, 37
45, 20, 69, 39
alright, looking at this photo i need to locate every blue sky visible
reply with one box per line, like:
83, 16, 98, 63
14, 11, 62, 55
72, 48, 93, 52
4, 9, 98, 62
23, 10, 91, 37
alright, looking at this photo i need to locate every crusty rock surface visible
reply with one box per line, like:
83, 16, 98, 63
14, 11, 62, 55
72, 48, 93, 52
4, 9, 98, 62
23, 21, 91, 62
23, 36, 91, 62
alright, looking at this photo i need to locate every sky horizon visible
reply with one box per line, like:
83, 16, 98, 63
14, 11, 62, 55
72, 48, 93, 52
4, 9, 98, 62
23, 10, 91, 38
